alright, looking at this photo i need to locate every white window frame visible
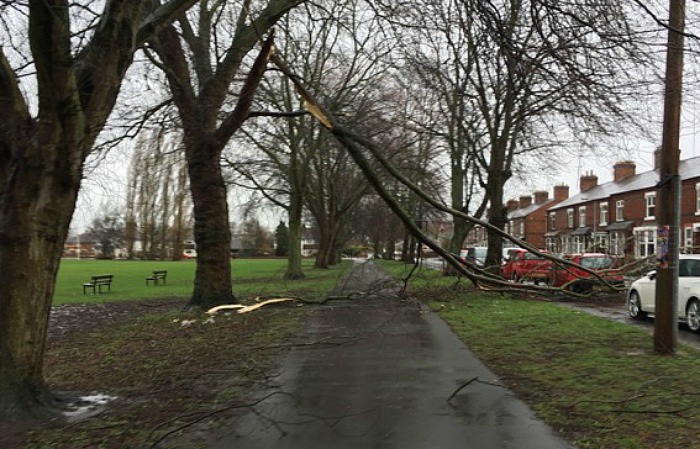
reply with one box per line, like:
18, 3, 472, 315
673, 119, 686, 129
579, 206, 586, 228
519, 220, 525, 238
634, 227, 656, 258
645, 192, 656, 220
616, 200, 624, 222
685, 226, 694, 253
562, 235, 573, 253
610, 231, 625, 256
599, 202, 608, 226
696, 182, 700, 215
574, 235, 587, 253
593, 232, 608, 252
549, 212, 556, 231
567, 208, 574, 228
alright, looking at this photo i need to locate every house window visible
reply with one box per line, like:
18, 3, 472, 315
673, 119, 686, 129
593, 233, 608, 252
567, 208, 574, 228
599, 203, 608, 226
562, 235, 573, 253
549, 212, 556, 231
696, 183, 700, 214
579, 206, 586, 228
519, 220, 525, 237
635, 228, 656, 258
645, 192, 656, 219
574, 235, 587, 253
616, 200, 624, 222
610, 232, 625, 256
685, 227, 694, 253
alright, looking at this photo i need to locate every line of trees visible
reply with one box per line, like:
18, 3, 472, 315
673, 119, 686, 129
0, 0, 687, 422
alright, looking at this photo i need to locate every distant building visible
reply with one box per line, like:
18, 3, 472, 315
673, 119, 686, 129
62, 234, 97, 258
546, 153, 700, 259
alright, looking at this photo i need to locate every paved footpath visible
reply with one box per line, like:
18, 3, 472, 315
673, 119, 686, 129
207, 260, 576, 449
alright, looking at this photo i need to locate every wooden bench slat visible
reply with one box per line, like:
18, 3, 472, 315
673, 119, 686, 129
83, 274, 114, 294
146, 270, 167, 286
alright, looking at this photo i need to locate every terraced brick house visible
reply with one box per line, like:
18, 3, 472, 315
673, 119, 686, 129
545, 153, 700, 260
506, 186, 570, 249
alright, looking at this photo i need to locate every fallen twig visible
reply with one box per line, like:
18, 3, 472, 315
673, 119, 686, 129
142, 391, 296, 449
447, 377, 505, 402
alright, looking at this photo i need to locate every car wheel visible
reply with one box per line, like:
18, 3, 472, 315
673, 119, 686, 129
687, 299, 700, 332
628, 291, 647, 320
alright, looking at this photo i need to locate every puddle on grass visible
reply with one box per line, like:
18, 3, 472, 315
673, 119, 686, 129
62, 393, 117, 423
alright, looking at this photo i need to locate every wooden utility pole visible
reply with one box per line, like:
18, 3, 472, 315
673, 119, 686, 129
655, 0, 685, 355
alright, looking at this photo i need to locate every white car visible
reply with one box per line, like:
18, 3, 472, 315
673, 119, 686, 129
627, 254, 700, 332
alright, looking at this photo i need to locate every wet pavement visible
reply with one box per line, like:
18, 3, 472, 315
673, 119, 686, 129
206, 261, 576, 449
561, 300, 700, 350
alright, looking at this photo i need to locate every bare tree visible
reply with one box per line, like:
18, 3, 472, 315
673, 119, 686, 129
378, 0, 657, 269
125, 130, 192, 259
147, 0, 305, 306
229, 0, 393, 271
0, 0, 198, 421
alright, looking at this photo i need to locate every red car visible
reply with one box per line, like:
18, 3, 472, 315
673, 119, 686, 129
501, 249, 552, 284
549, 253, 624, 293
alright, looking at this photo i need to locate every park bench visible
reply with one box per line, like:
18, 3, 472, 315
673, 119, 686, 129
83, 274, 114, 294
146, 270, 168, 286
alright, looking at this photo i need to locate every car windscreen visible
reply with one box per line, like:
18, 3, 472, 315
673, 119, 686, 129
580, 256, 614, 269
523, 252, 545, 260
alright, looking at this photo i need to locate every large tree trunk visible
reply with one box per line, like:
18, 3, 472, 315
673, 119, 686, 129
186, 139, 234, 308
313, 214, 341, 269
450, 218, 472, 253
286, 189, 305, 279
314, 227, 331, 269
485, 177, 507, 271
0, 0, 198, 423
0, 143, 81, 420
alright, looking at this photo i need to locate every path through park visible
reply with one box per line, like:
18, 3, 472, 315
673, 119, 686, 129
205, 260, 576, 449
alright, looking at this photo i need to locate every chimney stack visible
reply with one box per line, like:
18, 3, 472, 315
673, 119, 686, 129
507, 199, 519, 211
654, 146, 681, 169
654, 147, 661, 169
534, 190, 549, 204
579, 171, 598, 192
519, 195, 532, 208
553, 184, 569, 202
613, 161, 636, 182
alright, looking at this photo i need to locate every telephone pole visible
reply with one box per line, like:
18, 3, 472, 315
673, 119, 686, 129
655, 0, 685, 355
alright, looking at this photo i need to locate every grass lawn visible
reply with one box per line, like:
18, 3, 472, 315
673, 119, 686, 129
377, 259, 700, 449
56, 258, 349, 305
1, 258, 354, 449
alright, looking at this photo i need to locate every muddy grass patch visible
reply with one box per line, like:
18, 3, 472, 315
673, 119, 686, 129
2, 299, 306, 449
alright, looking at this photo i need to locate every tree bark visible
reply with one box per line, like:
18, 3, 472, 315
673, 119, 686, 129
286, 188, 305, 279
186, 138, 234, 307
0, 138, 81, 420
0, 0, 198, 421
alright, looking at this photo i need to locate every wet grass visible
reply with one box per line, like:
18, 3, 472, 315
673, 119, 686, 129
374, 258, 474, 290
378, 260, 700, 449
0, 260, 355, 449
55, 259, 349, 305
13, 304, 305, 449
